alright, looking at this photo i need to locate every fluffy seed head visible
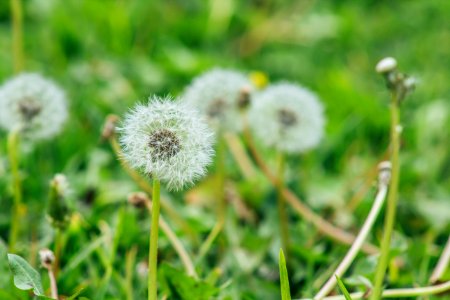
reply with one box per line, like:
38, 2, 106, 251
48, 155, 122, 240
375, 57, 397, 74
119, 97, 215, 190
248, 82, 325, 154
0, 73, 68, 140
182, 68, 254, 132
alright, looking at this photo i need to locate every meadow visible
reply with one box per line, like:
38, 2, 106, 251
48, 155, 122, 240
0, 1, 449, 299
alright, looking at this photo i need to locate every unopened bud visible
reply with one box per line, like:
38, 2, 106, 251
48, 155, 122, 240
48, 174, 71, 229
101, 114, 119, 140
39, 249, 55, 269
403, 77, 416, 91
376, 57, 397, 74
127, 192, 150, 209
136, 261, 148, 278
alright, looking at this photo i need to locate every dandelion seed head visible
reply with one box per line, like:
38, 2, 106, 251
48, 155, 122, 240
248, 82, 325, 154
376, 57, 397, 74
119, 97, 215, 190
182, 69, 254, 132
0, 73, 68, 140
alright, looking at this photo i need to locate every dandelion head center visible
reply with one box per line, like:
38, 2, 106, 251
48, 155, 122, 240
207, 98, 226, 118
148, 128, 181, 160
17, 97, 42, 122
277, 108, 298, 127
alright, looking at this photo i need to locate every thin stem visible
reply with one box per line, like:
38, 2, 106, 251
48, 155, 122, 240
242, 123, 379, 255
300, 280, 450, 300
223, 132, 256, 180
109, 136, 198, 244
10, 0, 24, 73
48, 267, 59, 299
7, 129, 22, 252
196, 136, 226, 262
314, 167, 389, 299
276, 152, 290, 258
148, 178, 161, 300
371, 97, 401, 300
54, 228, 63, 276
430, 235, 450, 284
145, 202, 198, 279
125, 246, 137, 300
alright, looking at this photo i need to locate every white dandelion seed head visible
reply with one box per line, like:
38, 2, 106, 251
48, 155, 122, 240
375, 57, 397, 74
248, 82, 325, 154
181, 68, 254, 133
119, 97, 215, 190
0, 73, 68, 140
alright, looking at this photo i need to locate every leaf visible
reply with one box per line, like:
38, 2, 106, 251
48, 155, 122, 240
7, 254, 45, 296
279, 249, 291, 300
335, 275, 353, 300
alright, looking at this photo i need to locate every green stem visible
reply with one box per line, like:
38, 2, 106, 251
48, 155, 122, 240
148, 178, 161, 300
276, 152, 290, 258
10, 0, 24, 73
7, 129, 21, 252
370, 95, 401, 300
54, 228, 64, 276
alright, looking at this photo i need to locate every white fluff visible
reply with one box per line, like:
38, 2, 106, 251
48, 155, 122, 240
182, 68, 253, 132
119, 97, 215, 190
0, 73, 68, 140
248, 82, 325, 154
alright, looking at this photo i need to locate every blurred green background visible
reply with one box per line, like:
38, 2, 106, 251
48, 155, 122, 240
0, 0, 449, 299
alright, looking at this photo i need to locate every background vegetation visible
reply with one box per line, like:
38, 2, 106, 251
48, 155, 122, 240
0, 0, 449, 299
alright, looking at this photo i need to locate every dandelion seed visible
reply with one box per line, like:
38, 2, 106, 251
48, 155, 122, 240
0, 73, 68, 140
182, 68, 254, 132
248, 82, 325, 154
119, 97, 215, 190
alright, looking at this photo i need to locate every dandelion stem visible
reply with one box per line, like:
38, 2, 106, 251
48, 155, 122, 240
430, 235, 450, 284
54, 228, 64, 276
243, 123, 378, 255
10, 0, 24, 73
314, 164, 390, 299
370, 95, 401, 300
300, 280, 450, 300
276, 152, 290, 259
109, 136, 198, 244
48, 266, 59, 299
148, 177, 161, 300
7, 129, 22, 252
125, 246, 137, 300
197, 136, 226, 262
223, 132, 256, 180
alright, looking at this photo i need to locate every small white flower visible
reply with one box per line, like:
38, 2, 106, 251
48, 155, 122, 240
0, 73, 68, 140
119, 97, 215, 190
181, 68, 254, 132
248, 82, 325, 154
375, 57, 397, 74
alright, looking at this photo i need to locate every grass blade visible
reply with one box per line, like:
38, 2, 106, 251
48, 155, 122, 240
279, 249, 291, 300
335, 275, 353, 300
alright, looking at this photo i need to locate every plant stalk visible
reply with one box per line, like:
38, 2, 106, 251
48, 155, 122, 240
10, 0, 24, 73
430, 235, 450, 284
370, 96, 401, 300
7, 129, 22, 252
276, 152, 290, 258
148, 178, 161, 300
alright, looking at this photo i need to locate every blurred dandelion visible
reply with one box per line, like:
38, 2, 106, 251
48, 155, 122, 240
119, 97, 215, 190
0, 73, 68, 140
182, 68, 254, 132
248, 82, 325, 154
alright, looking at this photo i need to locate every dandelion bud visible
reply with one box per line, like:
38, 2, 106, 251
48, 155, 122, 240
248, 83, 325, 154
375, 57, 397, 74
403, 76, 416, 92
182, 69, 254, 133
47, 174, 71, 229
136, 261, 149, 278
127, 191, 150, 208
39, 248, 55, 269
378, 161, 392, 186
119, 97, 215, 190
101, 114, 119, 140
0, 73, 68, 140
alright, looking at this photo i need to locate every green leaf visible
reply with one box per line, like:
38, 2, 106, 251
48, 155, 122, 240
7, 254, 45, 296
279, 249, 291, 300
335, 275, 353, 300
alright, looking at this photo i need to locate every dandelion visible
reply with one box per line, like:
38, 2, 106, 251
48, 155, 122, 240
119, 97, 214, 190
248, 82, 325, 154
0, 73, 68, 140
119, 96, 214, 300
182, 68, 254, 132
